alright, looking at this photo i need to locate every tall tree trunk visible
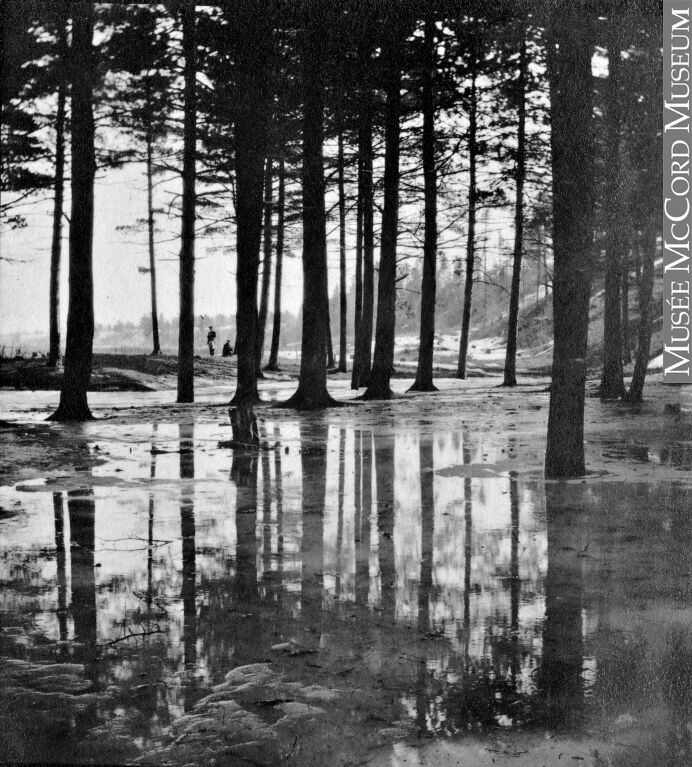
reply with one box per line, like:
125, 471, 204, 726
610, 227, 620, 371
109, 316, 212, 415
48, 1, 68, 369
230, 2, 271, 427
337, 120, 348, 373
176, 0, 197, 403
503, 22, 527, 387
410, 11, 438, 393
627, 227, 656, 402
266, 155, 285, 371
457, 67, 478, 380
621, 252, 631, 363
326, 302, 335, 369
360, 105, 375, 383
351, 163, 363, 389
49, 1, 95, 421
626, 21, 661, 403
362, 34, 401, 401
256, 156, 273, 375
598, 20, 626, 399
351, 160, 364, 388
145, 77, 161, 356
350, 106, 369, 387
544, 6, 596, 478
285, 15, 338, 409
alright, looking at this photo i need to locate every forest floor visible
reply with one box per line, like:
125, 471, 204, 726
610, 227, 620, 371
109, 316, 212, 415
0, 343, 553, 393
0, 375, 690, 767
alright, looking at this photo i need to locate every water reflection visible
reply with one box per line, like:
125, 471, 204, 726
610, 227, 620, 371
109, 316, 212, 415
538, 482, 586, 728
0, 419, 690, 763
179, 425, 196, 705
68, 488, 97, 665
53, 492, 68, 647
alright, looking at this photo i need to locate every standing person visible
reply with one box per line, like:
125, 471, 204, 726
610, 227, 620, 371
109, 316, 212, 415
207, 326, 216, 356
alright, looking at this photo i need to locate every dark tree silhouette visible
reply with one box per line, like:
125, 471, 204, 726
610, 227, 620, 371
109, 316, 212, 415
351, 25, 376, 390
285, 4, 339, 409
503, 19, 528, 387
337, 117, 348, 373
598, 18, 627, 399
176, 0, 197, 403
545, 3, 596, 478
409, 10, 439, 393
266, 155, 285, 371
626, 17, 662, 403
50, 0, 96, 421
48, 0, 68, 368
256, 157, 273, 375
231, 1, 273, 433
362, 21, 403, 401
457, 26, 481, 381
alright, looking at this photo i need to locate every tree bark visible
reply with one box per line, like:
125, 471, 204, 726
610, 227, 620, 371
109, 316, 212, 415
230, 2, 271, 421
145, 77, 161, 355
350, 153, 364, 388
266, 155, 285, 371
176, 0, 197, 403
627, 227, 656, 402
544, 6, 596, 478
362, 33, 401, 401
48, 1, 68, 369
503, 22, 527, 387
360, 104, 375, 383
598, 19, 626, 399
457, 65, 478, 380
621, 252, 631, 363
256, 156, 273, 375
337, 119, 348, 373
284, 15, 339, 409
409, 11, 438, 393
49, 1, 95, 421
626, 18, 661, 403
326, 299, 335, 370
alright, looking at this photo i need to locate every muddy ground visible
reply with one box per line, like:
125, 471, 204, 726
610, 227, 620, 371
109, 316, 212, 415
0, 372, 691, 767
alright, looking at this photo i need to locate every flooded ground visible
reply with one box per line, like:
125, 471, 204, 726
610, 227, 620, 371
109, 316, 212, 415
1, 376, 691, 766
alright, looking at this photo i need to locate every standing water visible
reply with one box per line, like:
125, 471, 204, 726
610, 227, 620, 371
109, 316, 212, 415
0, 379, 690, 766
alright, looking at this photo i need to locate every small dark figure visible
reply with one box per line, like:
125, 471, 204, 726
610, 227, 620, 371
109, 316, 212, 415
222, 339, 232, 357
207, 326, 216, 356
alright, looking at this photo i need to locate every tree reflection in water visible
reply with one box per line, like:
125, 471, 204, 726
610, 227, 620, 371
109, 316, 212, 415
537, 481, 586, 728
355, 428, 373, 607
53, 492, 68, 648
299, 419, 328, 640
4, 421, 692, 764
374, 428, 395, 624
179, 423, 196, 709
416, 435, 435, 736
67, 486, 99, 738
68, 488, 97, 662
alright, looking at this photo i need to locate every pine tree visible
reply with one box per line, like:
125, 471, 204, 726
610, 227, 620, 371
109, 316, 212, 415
49, 0, 96, 421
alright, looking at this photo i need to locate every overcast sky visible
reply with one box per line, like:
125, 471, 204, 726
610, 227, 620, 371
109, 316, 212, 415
0, 160, 308, 337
